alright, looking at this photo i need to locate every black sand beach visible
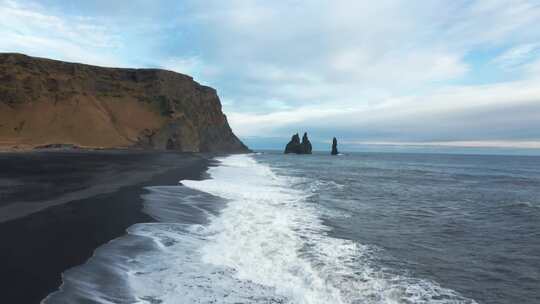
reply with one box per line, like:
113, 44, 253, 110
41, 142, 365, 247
0, 151, 212, 304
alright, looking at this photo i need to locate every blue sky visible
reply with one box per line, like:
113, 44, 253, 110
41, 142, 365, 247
2, 0, 540, 151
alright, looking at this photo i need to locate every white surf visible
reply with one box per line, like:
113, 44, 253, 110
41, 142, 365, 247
45, 154, 477, 304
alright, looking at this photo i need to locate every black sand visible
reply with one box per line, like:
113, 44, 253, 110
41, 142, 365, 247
0, 150, 212, 304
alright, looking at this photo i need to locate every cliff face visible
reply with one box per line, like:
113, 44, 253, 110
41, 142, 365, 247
0, 53, 249, 152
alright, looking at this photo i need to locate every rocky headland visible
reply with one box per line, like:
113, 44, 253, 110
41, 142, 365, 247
0, 53, 249, 153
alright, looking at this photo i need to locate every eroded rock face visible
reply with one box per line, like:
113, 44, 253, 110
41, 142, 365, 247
284, 132, 312, 154
0, 53, 249, 152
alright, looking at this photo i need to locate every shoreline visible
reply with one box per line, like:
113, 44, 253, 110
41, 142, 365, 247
0, 150, 214, 303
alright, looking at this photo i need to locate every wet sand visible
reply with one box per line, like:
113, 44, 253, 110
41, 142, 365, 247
0, 150, 213, 303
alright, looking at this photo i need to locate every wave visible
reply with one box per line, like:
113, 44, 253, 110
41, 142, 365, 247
45, 154, 476, 304
179, 154, 477, 304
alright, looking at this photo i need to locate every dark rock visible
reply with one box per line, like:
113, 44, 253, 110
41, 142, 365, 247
331, 137, 339, 155
284, 132, 312, 154
301, 132, 312, 154
285, 133, 301, 154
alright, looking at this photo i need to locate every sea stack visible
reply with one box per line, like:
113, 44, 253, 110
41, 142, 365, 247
284, 132, 312, 154
301, 132, 313, 154
331, 137, 339, 155
285, 133, 301, 154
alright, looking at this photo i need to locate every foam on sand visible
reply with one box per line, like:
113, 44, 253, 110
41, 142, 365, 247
45, 154, 476, 304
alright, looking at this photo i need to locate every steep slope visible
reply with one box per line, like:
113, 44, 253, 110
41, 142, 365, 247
0, 53, 249, 152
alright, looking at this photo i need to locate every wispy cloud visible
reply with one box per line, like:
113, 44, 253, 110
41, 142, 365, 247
0, 0, 123, 66
228, 77, 540, 144
2, 0, 540, 148
493, 43, 540, 69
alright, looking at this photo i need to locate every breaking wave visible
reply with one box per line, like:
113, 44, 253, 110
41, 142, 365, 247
44, 154, 476, 304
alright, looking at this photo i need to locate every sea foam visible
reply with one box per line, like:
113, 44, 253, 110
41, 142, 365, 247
177, 154, 477, 304
45, 154, 477, 304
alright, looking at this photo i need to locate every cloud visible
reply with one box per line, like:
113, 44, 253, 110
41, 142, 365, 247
176, 1, 540, 102
2, 0, 540, 148
0, 0, 124, 66
177, 0, 540, 147
228, 78, 540, 144
493, 43, 540, 69
524, 57, 540, 78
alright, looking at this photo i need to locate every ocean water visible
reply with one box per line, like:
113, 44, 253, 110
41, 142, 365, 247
44, 152, 540, 304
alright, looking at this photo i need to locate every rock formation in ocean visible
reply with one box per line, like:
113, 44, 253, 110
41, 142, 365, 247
284, 132, 312, 154
301, 132, 312, 154
284, 133, 301, 154
0, 53, 249, 152
331, 137, 339, 155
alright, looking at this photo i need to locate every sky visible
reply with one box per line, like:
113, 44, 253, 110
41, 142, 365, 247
1, 0, 540, 152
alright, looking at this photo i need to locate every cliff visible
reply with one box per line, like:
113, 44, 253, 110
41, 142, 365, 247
0, 53, 249, 153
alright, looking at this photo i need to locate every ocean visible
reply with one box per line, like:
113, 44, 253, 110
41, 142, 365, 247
43, 151, 540, 304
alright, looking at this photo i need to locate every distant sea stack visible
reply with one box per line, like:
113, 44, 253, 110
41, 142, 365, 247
284, 132, 312, 154
0, 53, 249, 152
331, 137, 339, 155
